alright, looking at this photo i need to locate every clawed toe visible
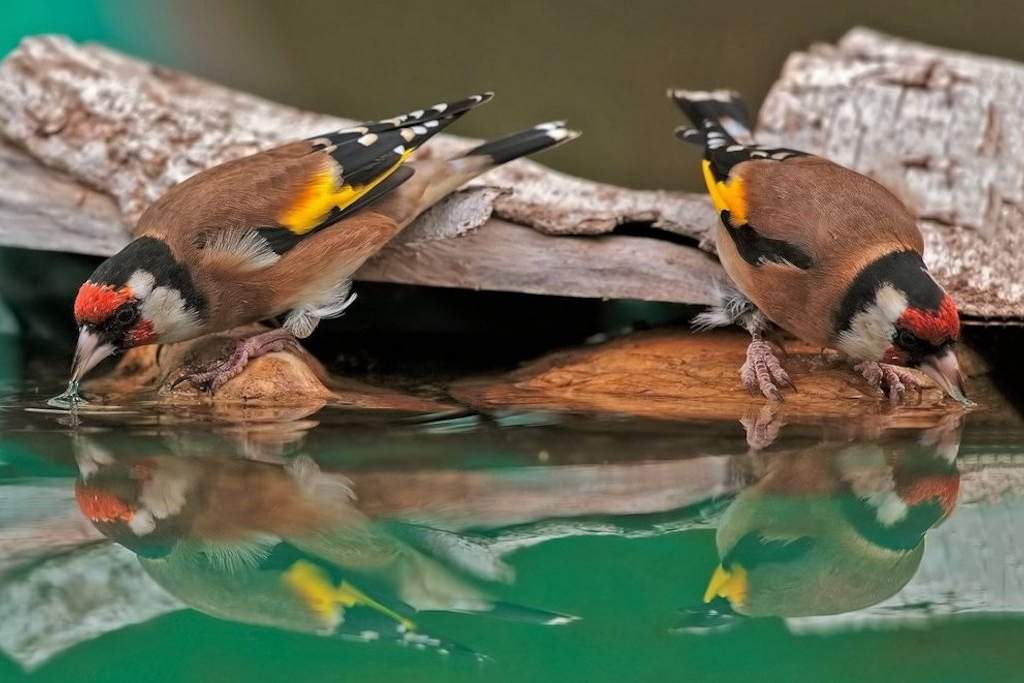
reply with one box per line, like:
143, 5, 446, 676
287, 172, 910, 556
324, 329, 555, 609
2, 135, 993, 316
167, 329, 296, 395
741, 340, 794, 402
855, 361, 923, 402
171, 359, 231, 393
741, 403, 785, 450
774, 366, 796, 391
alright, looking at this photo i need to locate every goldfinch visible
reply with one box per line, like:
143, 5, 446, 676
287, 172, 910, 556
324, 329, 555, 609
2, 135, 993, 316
70, 94, 578, 391
669, 90, 967, 403
696, 435, 960, 620
74, 451, 574, 638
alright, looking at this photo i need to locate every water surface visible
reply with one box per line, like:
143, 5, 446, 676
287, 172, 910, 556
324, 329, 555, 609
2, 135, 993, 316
2, 360, 1023, 683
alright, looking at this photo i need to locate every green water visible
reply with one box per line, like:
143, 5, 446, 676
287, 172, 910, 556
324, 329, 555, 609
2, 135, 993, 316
2, 352, 1023, 683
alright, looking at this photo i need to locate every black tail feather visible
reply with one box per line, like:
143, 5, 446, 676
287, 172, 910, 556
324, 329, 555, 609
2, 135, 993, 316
464, 121, 579, 165
667, 89, 752, 147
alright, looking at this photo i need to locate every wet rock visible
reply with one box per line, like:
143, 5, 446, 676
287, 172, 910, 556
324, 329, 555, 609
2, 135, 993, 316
450, 328, 1002, 425
82, 324, 455, 414
80, 325, 1011, 432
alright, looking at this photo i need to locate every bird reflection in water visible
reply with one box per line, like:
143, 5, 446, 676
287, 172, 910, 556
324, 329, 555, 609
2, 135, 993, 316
678, 417, 962, 630
72, 447, 576, 659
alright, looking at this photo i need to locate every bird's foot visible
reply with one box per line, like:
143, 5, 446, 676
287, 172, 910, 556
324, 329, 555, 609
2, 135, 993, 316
740, 340, 795, 401
854, 361, 922, 401
740, 402, 785, 451
172, 328, 296, 394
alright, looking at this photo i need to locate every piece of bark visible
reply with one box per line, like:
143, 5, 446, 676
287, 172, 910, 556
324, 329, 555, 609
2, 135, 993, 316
0, 35, 722, 306
758, 27, 1024, 319
450, 328, 1006, 424
0, 140, 126, 255
0, 36, 710, 238
0, 485, 105, 576
361, 216, 722, 301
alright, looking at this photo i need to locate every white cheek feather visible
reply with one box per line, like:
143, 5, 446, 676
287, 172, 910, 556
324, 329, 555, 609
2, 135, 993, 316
139, 466, 191, 520
835, 285, 907, 361
837, 444, 908, 525
139, 286, 202, 343
128, 509, 156, 535
870, 490, 910, 526
130, 458, 200, 536
127, 269, 156, 297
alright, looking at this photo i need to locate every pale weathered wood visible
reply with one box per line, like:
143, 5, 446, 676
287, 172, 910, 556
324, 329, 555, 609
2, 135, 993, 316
0, 35, 722, 305
2, 32, 1023, 317
362, 217, 723, 300
759, 27, 1024, 319
0, 140, 124, 255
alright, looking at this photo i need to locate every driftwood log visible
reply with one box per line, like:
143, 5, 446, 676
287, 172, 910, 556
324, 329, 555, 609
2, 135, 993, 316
0, 29, 1022, 318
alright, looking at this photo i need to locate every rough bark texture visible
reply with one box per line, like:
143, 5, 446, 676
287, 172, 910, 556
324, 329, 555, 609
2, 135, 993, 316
0, 35, 721, 305
759, 27, 1024, 319
0, 542, 181, 671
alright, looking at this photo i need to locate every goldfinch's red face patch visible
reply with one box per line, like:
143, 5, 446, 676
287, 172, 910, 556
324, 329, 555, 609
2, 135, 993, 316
74, 479, 135, 523
73, 281, 156, 349
74, 282, 135, 327
898, 294, 960, 347
126, 319, 157, 346
887, 293, 960, 368
895, 474, 960, 517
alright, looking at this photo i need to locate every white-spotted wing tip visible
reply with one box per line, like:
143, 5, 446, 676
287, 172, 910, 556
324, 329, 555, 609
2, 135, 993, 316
668, 88, 739, 102
544, 614, 580, 625
537, 122, 581, 143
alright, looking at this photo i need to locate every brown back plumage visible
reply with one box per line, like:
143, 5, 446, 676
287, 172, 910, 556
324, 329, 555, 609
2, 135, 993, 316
726, 156, 924, 345
739, 156, 923, 258
135, 143, 321, 248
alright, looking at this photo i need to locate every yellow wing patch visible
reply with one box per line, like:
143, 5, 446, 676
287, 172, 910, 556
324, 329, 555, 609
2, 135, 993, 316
701, 159, 749, 226
703, 562, 749, 606
283, 559, 415, 630
279, 151, 414, 234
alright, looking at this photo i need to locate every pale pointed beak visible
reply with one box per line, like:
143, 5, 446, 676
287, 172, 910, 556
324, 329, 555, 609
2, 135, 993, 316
919, 349, 971, 405
71, 328, 116, 383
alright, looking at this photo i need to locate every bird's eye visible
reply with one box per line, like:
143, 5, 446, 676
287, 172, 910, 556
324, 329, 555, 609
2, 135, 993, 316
114, 306, 138, 326
895, 329, 916, 349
